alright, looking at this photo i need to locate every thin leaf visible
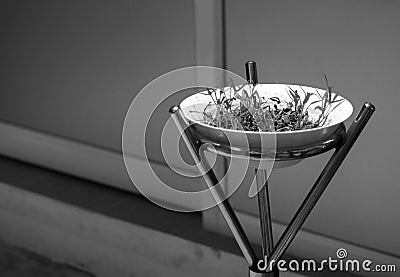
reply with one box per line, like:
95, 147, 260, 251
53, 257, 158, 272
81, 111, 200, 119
330, 98, 344, 104
309, 99, 322, 105
314, 88, 323, 99
268, 97, 281, 103
332, 92, 340, 102
303, 92, 312, 106
327, 101, 344, 114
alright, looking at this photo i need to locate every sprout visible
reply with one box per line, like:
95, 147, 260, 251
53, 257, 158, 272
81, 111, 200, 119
194, 78, 344, 132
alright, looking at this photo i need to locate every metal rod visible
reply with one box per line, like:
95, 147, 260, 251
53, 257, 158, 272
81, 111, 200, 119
245, 60, 272, 262
255, 170, 279, 276
246, 61, 279, 276
255, 170, 273, 256
169, 106, 258, 268
245, 61, 258, 85
268, 102, 375, 266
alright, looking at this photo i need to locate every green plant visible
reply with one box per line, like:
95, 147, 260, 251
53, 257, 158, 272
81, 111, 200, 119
192, 77, 344, 132
312, 75, 345, 127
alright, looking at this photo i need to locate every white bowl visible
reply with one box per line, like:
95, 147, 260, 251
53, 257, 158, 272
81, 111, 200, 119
180, 84, 353, 168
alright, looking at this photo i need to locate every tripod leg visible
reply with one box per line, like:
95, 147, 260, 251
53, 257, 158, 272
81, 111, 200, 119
255, 170, 279, 277
169, 106, 258, 268
268, 103, 375, 266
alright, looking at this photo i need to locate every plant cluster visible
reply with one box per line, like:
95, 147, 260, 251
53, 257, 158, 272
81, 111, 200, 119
191, 77, 344, 132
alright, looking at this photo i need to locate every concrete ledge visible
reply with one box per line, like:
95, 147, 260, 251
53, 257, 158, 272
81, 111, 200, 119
0, 120, 205, 211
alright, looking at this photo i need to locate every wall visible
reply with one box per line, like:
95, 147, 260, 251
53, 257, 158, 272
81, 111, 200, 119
0, 0, 204, 200
225, 0, 400, 256
0, 0, 195, 155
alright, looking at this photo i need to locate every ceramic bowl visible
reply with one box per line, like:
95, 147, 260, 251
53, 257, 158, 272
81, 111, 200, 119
180, 84, 352, 168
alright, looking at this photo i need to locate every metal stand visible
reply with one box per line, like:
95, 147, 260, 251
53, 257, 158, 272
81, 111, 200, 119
170, 58, 374, 277
170, 102, 374, 276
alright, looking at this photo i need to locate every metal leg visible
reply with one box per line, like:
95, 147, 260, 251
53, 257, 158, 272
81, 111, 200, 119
268, 103, 375, 268
255, 170, 279, 276
169, 106, 258, 268
256, 170, 272, 256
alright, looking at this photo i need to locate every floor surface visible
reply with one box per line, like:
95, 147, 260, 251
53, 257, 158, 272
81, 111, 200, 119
0, 155, 361, 277
0, 239, 94, 277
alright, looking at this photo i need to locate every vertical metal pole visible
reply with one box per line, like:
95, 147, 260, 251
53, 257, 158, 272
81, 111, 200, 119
247, 61, 278, 276
255, 170, 279, 276
256, 171, 272, 256
245, 61, 258, 85
268, 102, 375, 267
169, 106, 258, 268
